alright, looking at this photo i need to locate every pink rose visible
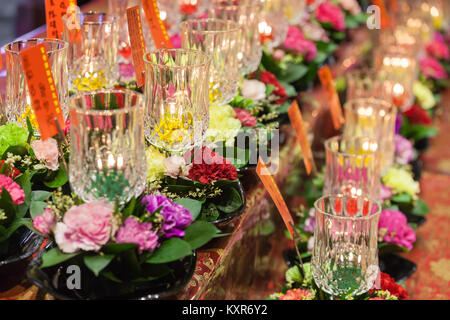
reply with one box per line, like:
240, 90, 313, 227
116, 217, 159, 253
380, 184, 393, 201
338, 0, 361, 15
33, 208, 55, 236
420, 57, 448, 80
302, 22, 330, 42
234, 108, 257, 127
315, 1, 346, 32
54, 201, 114, 253
31, 138, 60, 171
170, 34, 182, 49
164, 156, 188, 178
273, 49, 286, 61
282, 26, 318, 61
426, 34, 450, 60
0, 174, 25, 205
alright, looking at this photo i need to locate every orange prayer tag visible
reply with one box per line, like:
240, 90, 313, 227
257, 157, 295, 239
127, 6, 147, 88
318, 65, 344, 131
45, 0, 77, 39
288, 101, 316, 175
372, 0, 390, 29
20, 44, 65, 140
142, 0, 173, 49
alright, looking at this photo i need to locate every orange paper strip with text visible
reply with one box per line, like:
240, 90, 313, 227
127, 6, 147, 88
142, 0, 173, 49
257, 158, 295, 239
372, 0, 390, 29
318, 65, 344, 130
20, 44, 65, 140
288, 101, 316, 175
45, 0, 77, 39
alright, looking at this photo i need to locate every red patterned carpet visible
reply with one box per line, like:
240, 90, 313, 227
400, 91, 450, 300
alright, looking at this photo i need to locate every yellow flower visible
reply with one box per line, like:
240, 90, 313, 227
73, 70, 108, 92
145, 146, 167, 182
17, 106, 39, 130
413, 81, 435, 110
382, 167, 420, 197
205, 104, 242, 146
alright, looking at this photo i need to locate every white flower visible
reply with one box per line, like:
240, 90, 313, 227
241, 79, 266, 102
164, 156, 188, 178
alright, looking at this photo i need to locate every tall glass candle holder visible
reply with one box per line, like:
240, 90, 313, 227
69, 89, 146, 205
324, 136, 381, 201
5, 39, 69, 130
259, 0, 288, 49
209, 0, 263, 75
374, 47, 418, 110
144, 49, 211, 153
180, 18, 240, 106
343, 98, 397, 174
62, 12, 119, 92
312, 194, 381, 298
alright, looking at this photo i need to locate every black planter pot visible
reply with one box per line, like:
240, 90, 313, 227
211, 181, 247, 228
27, 249, 197, 300
0, 227, 44, 292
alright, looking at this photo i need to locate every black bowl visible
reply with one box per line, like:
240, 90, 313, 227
27, 249, 197, 300
211, 180, 247, 228
0, 227, 44, 292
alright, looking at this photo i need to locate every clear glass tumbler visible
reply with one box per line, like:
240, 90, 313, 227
346, 68, 392, 101
209, 0, 263, 75
62, 12, 119, 92
5, 38, 69, 130
144, 49, 211, 153
180, 18, 240, 106
343, 98, 397, 174
324, 136, 381, 201
69, 89, 147, 205
312, 194, 381, 298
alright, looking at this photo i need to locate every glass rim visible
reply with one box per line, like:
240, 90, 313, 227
343, 97, 395, 113
180, 18, 241, 34
69, 89, 143, 116
324, 135, 381, 157
143, 48, 212, 70
314, 194, 382, 221
62, 11, 117, 25
210, 1, 262, 11
4, 38, 68, 55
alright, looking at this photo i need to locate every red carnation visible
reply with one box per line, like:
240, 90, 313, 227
404, 105, 432, 125
0, 161, 21, 179
370, 273, 409, 300
251, 71, 287, 105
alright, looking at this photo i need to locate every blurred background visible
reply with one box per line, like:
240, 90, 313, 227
0, 0, 93, 46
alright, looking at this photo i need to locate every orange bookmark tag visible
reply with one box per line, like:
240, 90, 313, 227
318, 65, 344, 131
257, 157, 295, 239
45, 0, 77, 39
20, 44, 65, 141
127, 6, 147, 88
288, 101, 316, 176
142, 0, 173, 49
372, 0, 390, 29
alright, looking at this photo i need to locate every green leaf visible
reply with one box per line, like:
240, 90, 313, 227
216, 187, 243, 214
83, 254, 115, 276
31, 190, 52, 202
279, 81, 297, 97
313, 51, 328, 65
175, 198, 202, 220
41, 247, 80, 268
183, 221, 219, 250
390, 193, 413, 204
200, 202, 220, 222
411, 199, 430, 216
44, 166, 68, 189
15, 170, 32, 218
0, 218, 32, 242
265, 84, 275, 96
279, 63, 309, 84
30, 201, 48, 218
102, 243, 137, 254
146, 238, 192, 264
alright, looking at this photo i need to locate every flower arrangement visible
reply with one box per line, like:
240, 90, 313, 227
30, 191, 219, 298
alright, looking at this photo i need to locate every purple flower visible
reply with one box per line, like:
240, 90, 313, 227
395, 135, 414, 165
380, 184, 393, 201
395, 114, 403, 134
119, 62, 135, 79
303, 208, 315, 234
142, 195, 193, 238
378, 210, 416, 250
116, 217, 159, 253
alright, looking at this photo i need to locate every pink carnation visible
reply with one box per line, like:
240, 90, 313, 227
64, 118, 70, 136
0, 174, 25, 205
380, 185, 393, 201
33, 208, 55, 236
234, 108, 257, 127
170, 34, 182, 49
378, 209, 416, 251
31, 138, 60, 171
315, 1, 346, 32
116, 217, 159, 253
282, 26, 317, 61
54, 201, 114, 253
426, 33, 450, 60
420, 57, 448, 80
